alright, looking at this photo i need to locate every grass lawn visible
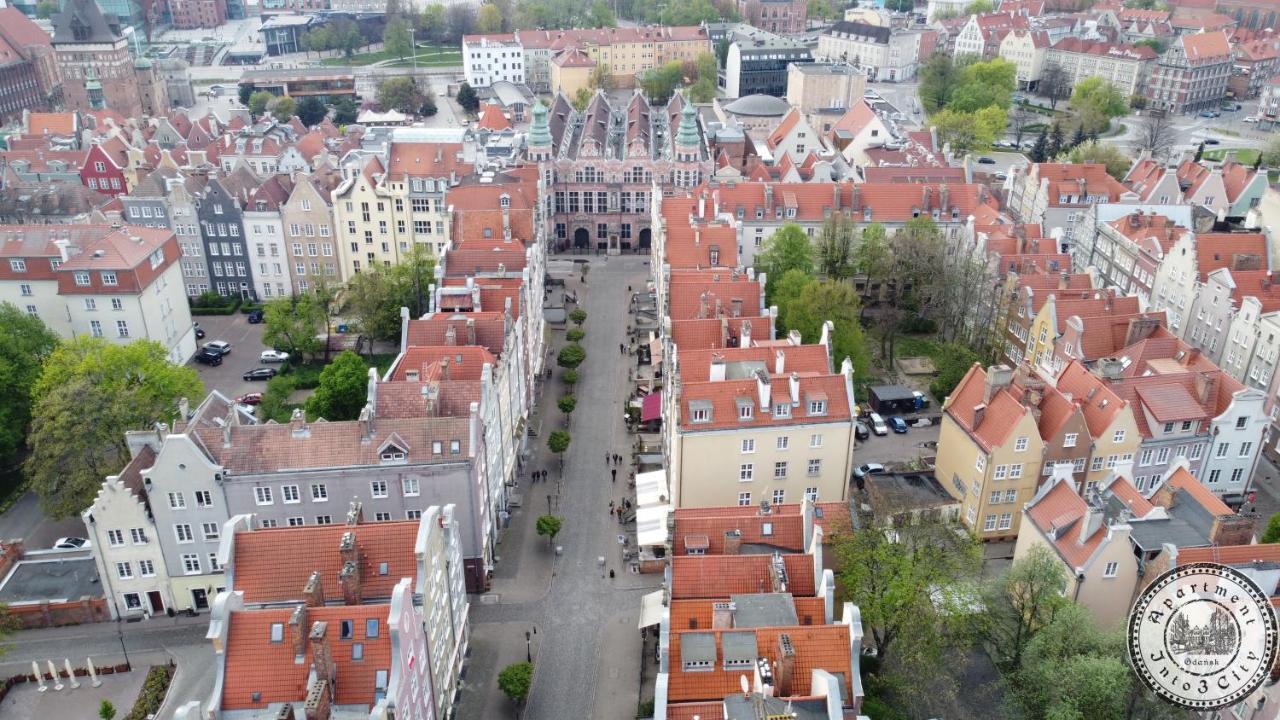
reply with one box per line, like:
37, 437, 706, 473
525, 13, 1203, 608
320, 45, 461, 67
1202, 147, 1260, 164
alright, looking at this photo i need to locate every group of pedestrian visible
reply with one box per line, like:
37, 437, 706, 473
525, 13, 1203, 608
605, 453, 622, 466
611, 497, 632, 523
619, 343, 628, 355
529, 469, 548, 483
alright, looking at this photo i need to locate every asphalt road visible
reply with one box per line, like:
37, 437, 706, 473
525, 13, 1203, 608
0, 491, 86, 550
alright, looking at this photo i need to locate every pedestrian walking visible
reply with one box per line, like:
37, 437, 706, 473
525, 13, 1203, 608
605, 452, 610, 466
612, 468, 617, 483
615, 453, 622, 465
609, 569, 616, 579
609, 500, 614, 512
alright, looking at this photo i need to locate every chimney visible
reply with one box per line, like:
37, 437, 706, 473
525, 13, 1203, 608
789, 372, 800, 406
1128, 212, 1141, 228
699, 291, 710, 319
922, 185, 932, 211
731, 297, 742, 317
1194, 371, 1216, 405
852, 184, 861, 212
712, 601, 735, 629
1079, 503, 1104, 545
288, 604, 309, 663
303, 571, 324, 607
1182, 348, 1202, 367
1096, 358, 1125, 380
756, 369, 771, 411
972, 403, 987, 428
764, 184, 773, 212
466, 318, 476, 346
723, 529, 741, 555
1058, 272, 1070, 290
1076, 177, 1086, 198
832, 184, 841, 211
775, 634, 796, 697
276, 706, 296, 720
345, 501, 363, 526
338, 532, 361, 604
720, 317, 730, 347
357, 405, 372, 443
940, 184, 950, 212
787, 329, 802, 346
709, 354, 727, 382
1124, 316, 1160, 346
178, 397, 190, 421
774, 350, 785, 375
444, 323, 457, 346
740, 319, 752, 347
983, 365, 1014, 403
304, 622, 334, 720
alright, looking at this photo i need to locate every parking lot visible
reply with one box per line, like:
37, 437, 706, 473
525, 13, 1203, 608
855, 418, 941, 468
189, 313, 272, 400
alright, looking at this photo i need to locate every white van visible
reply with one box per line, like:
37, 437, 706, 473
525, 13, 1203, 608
869, 413, 889, 436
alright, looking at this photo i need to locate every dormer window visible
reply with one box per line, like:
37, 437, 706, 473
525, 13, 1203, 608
101, 271, 117, 286
738, 401, 754, 421
807, 398, 827, 415
863, 208, 872, 221
380, 447, 407, 463
689, 400, 712, 423
500, 194, 511, 208
269, 623, 284, 642
774, 403, 791, 418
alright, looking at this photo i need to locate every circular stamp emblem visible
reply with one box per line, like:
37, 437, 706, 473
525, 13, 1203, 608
1129, 562, 1278, 710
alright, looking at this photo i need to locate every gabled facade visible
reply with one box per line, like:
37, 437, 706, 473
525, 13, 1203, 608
196, 177, 256, 300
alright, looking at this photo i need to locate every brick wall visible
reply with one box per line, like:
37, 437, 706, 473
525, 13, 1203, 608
6, 597, 109, 629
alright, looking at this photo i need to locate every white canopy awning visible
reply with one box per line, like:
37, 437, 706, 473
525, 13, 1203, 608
636, 503, 671, 547
635, 470, 669, 508
638, 590, 666, 629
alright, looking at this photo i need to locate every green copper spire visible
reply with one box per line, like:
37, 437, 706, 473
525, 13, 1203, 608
529, 101, 552, 148
676, 99, 699, 148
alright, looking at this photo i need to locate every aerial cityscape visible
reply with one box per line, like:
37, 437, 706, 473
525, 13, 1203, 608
0, 0, 1276, 717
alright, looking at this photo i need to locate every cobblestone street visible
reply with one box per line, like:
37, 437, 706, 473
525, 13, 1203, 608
457, 254, 662, 720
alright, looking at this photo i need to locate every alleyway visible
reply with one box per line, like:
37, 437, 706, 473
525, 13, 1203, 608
457, 255, 661, 720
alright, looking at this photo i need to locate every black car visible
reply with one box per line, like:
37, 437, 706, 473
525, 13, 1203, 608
855, 421, 870, 440
194, 349, 223, 366
243, 367, 278, 381
247, 309, 265, 323
977, 156, 996, 164
195, 327, 206, 339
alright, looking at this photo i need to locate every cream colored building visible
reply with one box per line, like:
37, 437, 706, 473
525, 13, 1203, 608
998, 29, 1049, 89
785, 62, 868, 115
665, 341, 857, 509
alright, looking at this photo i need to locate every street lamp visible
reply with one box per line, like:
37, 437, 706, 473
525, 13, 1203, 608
525, 630, 532, 662
115, 616, 131, 669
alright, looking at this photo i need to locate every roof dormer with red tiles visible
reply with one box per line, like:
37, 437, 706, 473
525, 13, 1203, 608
82, 139, 131, 196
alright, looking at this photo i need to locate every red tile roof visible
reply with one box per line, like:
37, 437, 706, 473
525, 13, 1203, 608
678, 345, 831, 382
59, 226, 173, 271
1025, 480, 1105, 568
670, 316, 772, 352
385, 142, 473, 181
26, 112, 76, 137
1049, 36, 1156, 59
1031, 163, 1133, 205
668, 279, 762, 321
1054, 360, 1128, 438
1177, 544, 1280, 566
678, 373, 851, 431
672, 504, 808, 554
390, 346, 498, 381
404, 312, 507, 354
476, 103, 512, 131
942, 364, 1032, 451
1180, 29, 1232, 61
1164, 465, 1233, 516
231, 521, 419, 605
671, 554, 816, 599
667, 625, 851, 702
222, 604, 391, 710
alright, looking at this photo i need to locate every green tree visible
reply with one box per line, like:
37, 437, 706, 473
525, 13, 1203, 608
248, 90, 274, 117
346, 267, 403, 344
931, 106, 1006, 153
754, 223, 814, 304
694, 52, 717, 85
418, 3, 447, 42
688, 77, 716, 103
565, 327, 585, 342
639, 61, 684, 103
377, 76, 425, 113
928, 343, 980, 401
27, 338, 203, 518
834, 518, 980, 662
978, 544, 1068, 673
1133, 37, 1166, 54
297, 96, 328, 126
778, 279, 872, 379
815, 214, 856, 280
807, 0, 833, 20
557, 394, 577, 416
1068, 140, 1132, 180
456, 82, 480, 113
332, 96, 359, 124
963, 0, 993, 11
918, 53, 955, 113
547, 429, 571, 468
36, 0, 58, 18
588, 0, 617, 26
884, 0, 913, 9
475, 3, 503, 32
1070, 77, 1128, 128
0, 303, 59, 471
259, 374, 299, 423
383, 17, 413, 59
238, 83, 253, 105
420, 90, 438, 116
1038, 62, 1071, 110
571, 86, 593, 112
268, 95, 296, 123
1029, 127, 1048, 162
498, 661, 534, 704
263, 294, 325, 359
658, 0, 722, 25
557, 343, 586, 370
99, 700, 117, 720
386, 242, 437, 319
1262, 512, 1280, 543
569, 308, 587, 326
948, 58, 1016, 113
535, 514, 563, 545
1262, 136, 1280, 168
304, 350, 369, 421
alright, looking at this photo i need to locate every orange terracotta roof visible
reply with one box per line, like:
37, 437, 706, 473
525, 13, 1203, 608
1053, 360, 1128, 438
942, 364, 1031, 451
670, 316, 772, 353
667, 625, 851, 703
385, 142, 473, 181
1180, 29, 1232, 60
1025, 480, 1104, 568
476, 103, 512, 131
668, 278, 762, 321
678, 373, 851, 431
222, 604, 391, 710
670, 554, 816, 599
1165, 465, 1232, 516
404, 312, 507, 354
767, 109, 802, 149
1107, 475, 1156, 516
1178, 544, 1280, 566
678, 345, 831, 382
59, 226, 172, 271
27, 112, 75, 136
667, 702, 725, 720
1031, 163, 1132, 206
231, 521, 419, 605
672, 506, 806, 554
1221, 160, 1259, 203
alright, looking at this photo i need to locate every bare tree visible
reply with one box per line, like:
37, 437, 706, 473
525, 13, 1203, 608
1132, 114, 1178, 160
1008, 107, 1036, 148
1038, 64, 1070, 110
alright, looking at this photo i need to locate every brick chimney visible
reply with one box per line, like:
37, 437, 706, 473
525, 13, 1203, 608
1194, 371, 1216, 406
775, 634, 796, 696
466, 318, 476, 346
276, 706, 296, 720
1124, 315, 1161, 346
304, 622, 334, 720
972, 403, 987, 428
288, 604, 308, 663
832, 183, 841, 211
1182, 347, 1201, 367
712, 601, 735, 629
769, 551, 788, 593
940, 184, 950, 212
303, 571, 324, 607
444, 323, 457, 346
723, 529, 742, 555
338, 532, 362, 604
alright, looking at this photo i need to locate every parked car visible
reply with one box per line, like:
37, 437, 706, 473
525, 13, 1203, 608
236, 393, 263, 405
1203, 138, 1220, 145
889, 416, 909, 433
977, 156, 996, 164
853, 463, 887, 481
869, 412, 889, 436
247, 309, 265, 323
243, 367, 278, 381
855, 421, 870, 440
1243, 116, 1259, 124
53, 537, 89, 549
993, 172, 1008, 182
194, 349, 223, 366
1198, 110, 1219, 118
194, 323, 205, 339
203, 340, 232, 356
260, 349, 290, 363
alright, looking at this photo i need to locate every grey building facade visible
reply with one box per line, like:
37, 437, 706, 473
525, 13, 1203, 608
196, 178, 256, 300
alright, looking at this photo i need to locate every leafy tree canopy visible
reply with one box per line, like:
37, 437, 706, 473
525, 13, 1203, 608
304, 350, 370, 421
0, 303, 59, 468
498, 661, 534, 703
